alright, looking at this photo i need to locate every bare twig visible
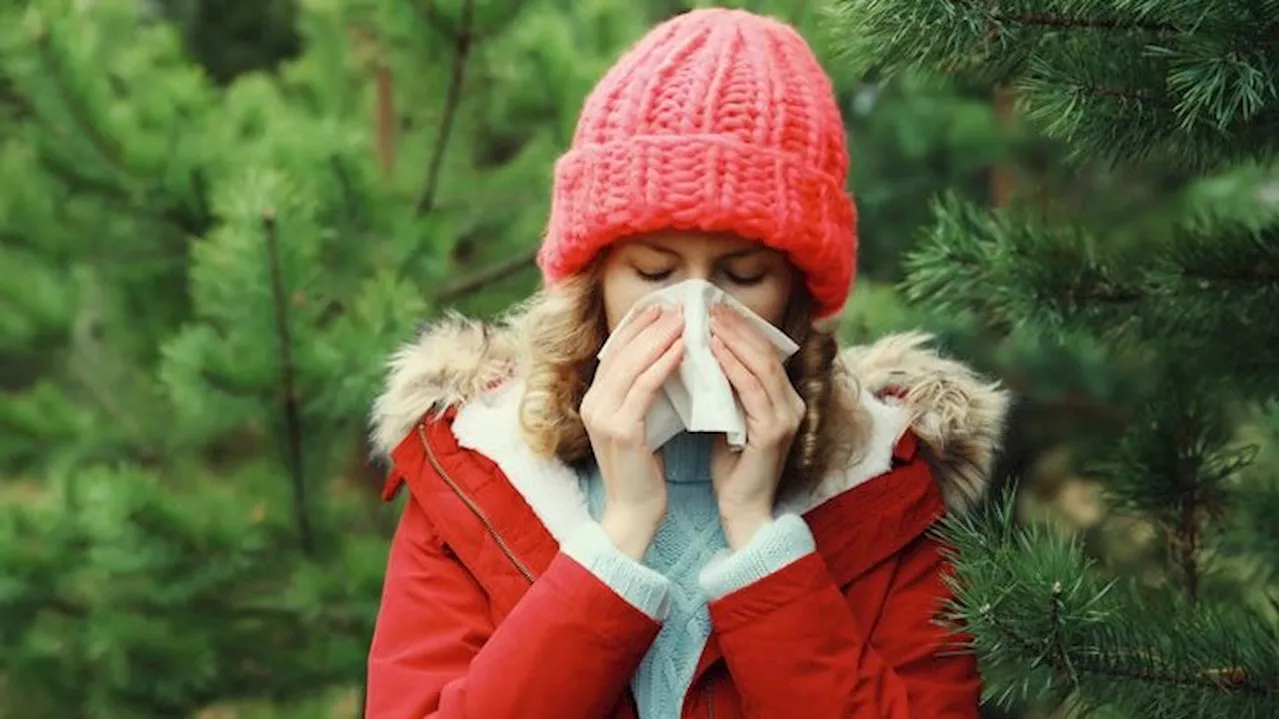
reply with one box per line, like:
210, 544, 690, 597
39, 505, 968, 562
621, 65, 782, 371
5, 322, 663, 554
414, 0, 476, 216
263, 209, 314, 557
436, 247, 540, 304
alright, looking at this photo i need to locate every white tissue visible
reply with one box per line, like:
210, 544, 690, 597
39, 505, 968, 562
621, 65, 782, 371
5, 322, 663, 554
597, 279, 800, 451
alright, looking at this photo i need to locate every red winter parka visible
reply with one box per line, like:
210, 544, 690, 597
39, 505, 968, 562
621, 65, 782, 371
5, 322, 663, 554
364, 318, 1009, 719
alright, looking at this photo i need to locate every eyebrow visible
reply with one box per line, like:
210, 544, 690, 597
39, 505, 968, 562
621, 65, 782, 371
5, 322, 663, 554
633, 240, 767, 261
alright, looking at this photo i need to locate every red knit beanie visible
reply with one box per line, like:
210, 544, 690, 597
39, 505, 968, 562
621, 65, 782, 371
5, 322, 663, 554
538, 8, 857, 323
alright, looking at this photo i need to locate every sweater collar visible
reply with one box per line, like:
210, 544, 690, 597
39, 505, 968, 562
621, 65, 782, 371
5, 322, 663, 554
660, 433, 715, 484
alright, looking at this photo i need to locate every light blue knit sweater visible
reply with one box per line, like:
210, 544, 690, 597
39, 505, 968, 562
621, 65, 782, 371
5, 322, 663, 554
561, 433, 816, 719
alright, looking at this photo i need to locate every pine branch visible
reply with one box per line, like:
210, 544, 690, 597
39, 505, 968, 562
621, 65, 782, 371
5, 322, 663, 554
937, 493, 1280, 715
980, 602, 1265, 694
949, 0, 1181, 36
998, 11, 1175, 35
1015, 46, 1272, 171
831, 0, 1278, 170
30, 30, 130, 187
901, 194, 1149, 337
262, 210, 314, 557
903, 194, 1277, 390
414, 0, 475, 216
436, 246, 540, 304
21, 34, 200, 242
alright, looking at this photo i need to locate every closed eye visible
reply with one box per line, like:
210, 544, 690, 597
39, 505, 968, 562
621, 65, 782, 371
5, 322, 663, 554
635, 267, 674, 282
724, 270, 766, 286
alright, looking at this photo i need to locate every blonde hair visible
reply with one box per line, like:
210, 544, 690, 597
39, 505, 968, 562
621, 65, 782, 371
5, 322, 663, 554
515, 262, 867, 495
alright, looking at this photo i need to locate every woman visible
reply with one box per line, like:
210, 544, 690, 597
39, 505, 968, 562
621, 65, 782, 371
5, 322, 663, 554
366, 8, 1009, 719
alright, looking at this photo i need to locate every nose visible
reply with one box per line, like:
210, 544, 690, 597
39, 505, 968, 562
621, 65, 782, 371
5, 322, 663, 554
683, 258, 716, 282
687, 267, 713, 282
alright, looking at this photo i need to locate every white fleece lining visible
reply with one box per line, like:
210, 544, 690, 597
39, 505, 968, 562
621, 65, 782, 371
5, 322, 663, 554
451, 380, 591, 543
451, 379, 912, 544
774, 392, 909, 516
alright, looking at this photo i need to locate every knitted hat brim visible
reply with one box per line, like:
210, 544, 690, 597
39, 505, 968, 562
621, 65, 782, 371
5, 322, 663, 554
540, 134, 856, 321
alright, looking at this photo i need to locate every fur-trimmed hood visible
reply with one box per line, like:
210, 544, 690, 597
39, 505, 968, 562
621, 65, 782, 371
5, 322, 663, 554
371, 313, 1010, 518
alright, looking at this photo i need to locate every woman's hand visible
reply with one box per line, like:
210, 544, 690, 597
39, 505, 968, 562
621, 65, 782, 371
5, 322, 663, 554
708, 304, 804, 550
580, 305, 685, 560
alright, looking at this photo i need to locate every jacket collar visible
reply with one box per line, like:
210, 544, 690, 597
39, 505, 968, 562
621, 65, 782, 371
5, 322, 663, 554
447, 376, 913, 543
389, 393, 946, 594
371, 312, 1011, 517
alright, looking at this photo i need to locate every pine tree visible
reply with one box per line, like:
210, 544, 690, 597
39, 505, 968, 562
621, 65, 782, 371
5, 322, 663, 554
828, 1, 1279, 717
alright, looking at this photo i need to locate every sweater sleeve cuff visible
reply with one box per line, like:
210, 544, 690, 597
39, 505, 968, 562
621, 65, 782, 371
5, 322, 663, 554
561, 521, 672, 621
698, 513, 816, 600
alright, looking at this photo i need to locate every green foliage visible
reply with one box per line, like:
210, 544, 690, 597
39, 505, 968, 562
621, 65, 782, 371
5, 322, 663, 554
831, 0, 1279, 716
0, 0, 1022, 715
1215, 402, 1280, 591
829, 0, 1278, 172
843, 73, 1009, 280
905, 173, 1278, 395
157, 0, 303, 84
0, 464, 383, 716
938, 490, 1278, 718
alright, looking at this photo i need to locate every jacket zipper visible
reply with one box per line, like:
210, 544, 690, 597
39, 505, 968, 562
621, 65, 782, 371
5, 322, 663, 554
417, 423, 535, 583
703, 684, 715, 719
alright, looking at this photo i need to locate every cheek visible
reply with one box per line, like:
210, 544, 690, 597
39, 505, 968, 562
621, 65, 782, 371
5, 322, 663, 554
602, 274, 650, 331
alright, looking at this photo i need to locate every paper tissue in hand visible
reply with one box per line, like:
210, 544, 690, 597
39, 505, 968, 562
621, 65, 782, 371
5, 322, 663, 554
597, 278, 800, 451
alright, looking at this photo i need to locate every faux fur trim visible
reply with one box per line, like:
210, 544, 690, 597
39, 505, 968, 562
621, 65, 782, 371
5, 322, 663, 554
840, 332, 1011, 512
369, 318, 1010, 517
368, 312, 519, 455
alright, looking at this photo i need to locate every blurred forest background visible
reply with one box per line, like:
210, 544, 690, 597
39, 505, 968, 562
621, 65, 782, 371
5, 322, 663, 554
0, 0, 1274, 717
